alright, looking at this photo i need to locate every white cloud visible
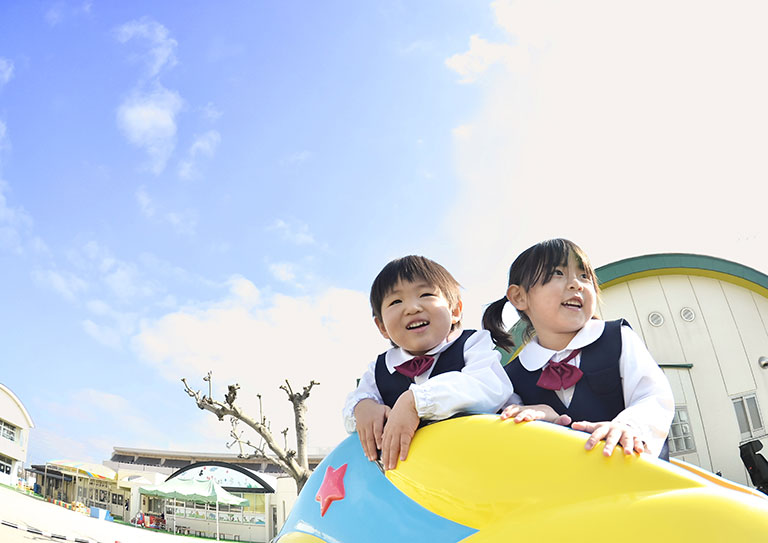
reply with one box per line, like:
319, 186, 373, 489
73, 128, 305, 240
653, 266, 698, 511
82, 319, 123, 349
45, 4, 64, 26
103, 260, 157, 300
82, 299, 138, 349
132, 281, 387, 450
0, 179, 37, 254
269, 262, 296, 282
117, 85, 183, 174
32, 269, 88, 301
282, 150, 313, 165
0, 120, 9, 151
164, 210, 197, 235
135, 185, 155, 217
178, 130, 221, 179
445, 0, 768, 326
135, 186, 197, 234
76, 240, 162, 301
201, 102, 223, 122
0, 58, 13, 87
445, 34, 528, 83
115, 17, 178, 77
268, 219, 315, 245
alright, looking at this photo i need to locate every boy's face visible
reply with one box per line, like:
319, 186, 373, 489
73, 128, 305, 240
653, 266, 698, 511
374, 279, 462, 356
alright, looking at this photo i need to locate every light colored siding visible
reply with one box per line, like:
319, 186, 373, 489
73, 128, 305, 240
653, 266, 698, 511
691, 276, 754, 395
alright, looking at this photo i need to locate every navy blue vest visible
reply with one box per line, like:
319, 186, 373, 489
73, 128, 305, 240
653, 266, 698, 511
505, 320, 626, 423
375, 329, 474, 408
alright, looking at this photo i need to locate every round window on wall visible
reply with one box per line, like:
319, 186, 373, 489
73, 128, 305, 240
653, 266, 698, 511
648, 312, 664, 327
680, 307, 696, 322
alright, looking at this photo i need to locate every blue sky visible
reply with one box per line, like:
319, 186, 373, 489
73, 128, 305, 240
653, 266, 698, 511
1, 1, 767, 466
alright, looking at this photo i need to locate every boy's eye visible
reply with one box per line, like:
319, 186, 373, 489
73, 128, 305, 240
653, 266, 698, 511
420, 292, 437, 298
388, 299, 402, 306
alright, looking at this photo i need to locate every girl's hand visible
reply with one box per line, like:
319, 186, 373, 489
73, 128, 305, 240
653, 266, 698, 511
571, 420, 647, 456
381, 390, 420, 470
354, 399, 391, 461
501, 403, 572, 426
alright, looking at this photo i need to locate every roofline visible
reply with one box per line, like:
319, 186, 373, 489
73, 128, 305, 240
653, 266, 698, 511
0, 383, 34, 428
113, 446, 325, 461
596, 253, 768, 298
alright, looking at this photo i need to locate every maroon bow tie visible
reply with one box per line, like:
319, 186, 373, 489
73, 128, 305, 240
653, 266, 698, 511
395, 355, 435, 379
536, 349, 583, 391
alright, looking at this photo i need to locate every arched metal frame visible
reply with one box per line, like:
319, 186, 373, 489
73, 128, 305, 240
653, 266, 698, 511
166, 460, 276, 493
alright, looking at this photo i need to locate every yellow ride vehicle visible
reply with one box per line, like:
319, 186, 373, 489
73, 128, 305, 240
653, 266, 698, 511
276, 415, 768, 542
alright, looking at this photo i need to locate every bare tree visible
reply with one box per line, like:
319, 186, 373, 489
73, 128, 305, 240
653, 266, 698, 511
182, 372, 319, 493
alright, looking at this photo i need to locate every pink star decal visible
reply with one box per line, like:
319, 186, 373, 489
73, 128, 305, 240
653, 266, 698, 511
315, 463, 347, 516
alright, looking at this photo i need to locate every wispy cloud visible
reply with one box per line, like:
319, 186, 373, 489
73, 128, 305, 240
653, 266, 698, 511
164, 209, 197, 235
77, 240, 163, 301
282, 150, 313, 165
82, 300, 137, 349
44, 3, 64, 26
115, 17, 178, 78
268, 219, 315, 245
116, 85, 183, 174
269, 262, 296, 282
135, 185, 197, 234
135, 185, 155, 217
32, 268, 89, 301
0, 58, 13, 87
0, 179, 34, 254
445, 34, 528, 83
178, 130, 221, 179
0, 120, 9, 151
200, 102, 223, 122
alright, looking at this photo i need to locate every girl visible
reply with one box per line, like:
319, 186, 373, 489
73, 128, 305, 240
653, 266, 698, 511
483, 238, 674, 458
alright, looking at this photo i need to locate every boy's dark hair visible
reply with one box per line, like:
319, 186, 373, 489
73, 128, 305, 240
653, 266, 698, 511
370, 255, 462, 328
482, 238, 600, 351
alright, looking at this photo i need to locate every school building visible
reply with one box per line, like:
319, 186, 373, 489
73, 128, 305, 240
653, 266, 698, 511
0, 383, 34, 488
573, 253, 768, 487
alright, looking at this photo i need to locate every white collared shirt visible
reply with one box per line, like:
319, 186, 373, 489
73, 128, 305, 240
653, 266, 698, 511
343, 329, 514, 433
512, 319, 674, 456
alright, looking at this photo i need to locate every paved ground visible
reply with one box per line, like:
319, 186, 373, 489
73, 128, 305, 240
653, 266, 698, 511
0, 485, 196, 543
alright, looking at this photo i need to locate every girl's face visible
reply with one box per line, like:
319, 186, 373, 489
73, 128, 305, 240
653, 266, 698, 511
507, 252, 596, 351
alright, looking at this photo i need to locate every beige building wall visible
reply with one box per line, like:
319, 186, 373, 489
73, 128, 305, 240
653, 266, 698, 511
597, 260, 768, 487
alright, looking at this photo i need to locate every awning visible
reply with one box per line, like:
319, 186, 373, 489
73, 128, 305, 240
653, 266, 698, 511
27, 466, 72, 482
46, 460, 116, 480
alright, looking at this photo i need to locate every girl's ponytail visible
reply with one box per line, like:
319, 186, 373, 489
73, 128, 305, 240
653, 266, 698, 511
482, 297, 516, 352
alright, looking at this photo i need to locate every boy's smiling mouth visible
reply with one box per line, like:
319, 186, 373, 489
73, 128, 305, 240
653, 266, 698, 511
406, 320, 430, 330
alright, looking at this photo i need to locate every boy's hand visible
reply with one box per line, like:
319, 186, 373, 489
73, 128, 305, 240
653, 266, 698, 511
354, 399, 391, 461
381, 390, 420, 471
571, 420, 647, 456
500, 403, 572, 426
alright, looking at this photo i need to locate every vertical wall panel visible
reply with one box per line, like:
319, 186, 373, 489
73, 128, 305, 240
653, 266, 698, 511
690, 276, 754, 395
625, 277, 686, 364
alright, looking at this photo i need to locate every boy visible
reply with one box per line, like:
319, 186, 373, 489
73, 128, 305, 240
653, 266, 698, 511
343, 255, 513, 470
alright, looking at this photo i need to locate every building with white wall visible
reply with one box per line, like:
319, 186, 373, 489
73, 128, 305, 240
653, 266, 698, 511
0, 383, 34, 487
504, 253, 768, 489
596, 254, 768, 486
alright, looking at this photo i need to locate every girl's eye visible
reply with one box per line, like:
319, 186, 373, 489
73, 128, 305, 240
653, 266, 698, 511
580, 273, 590, 281
553, 269, 564, 276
